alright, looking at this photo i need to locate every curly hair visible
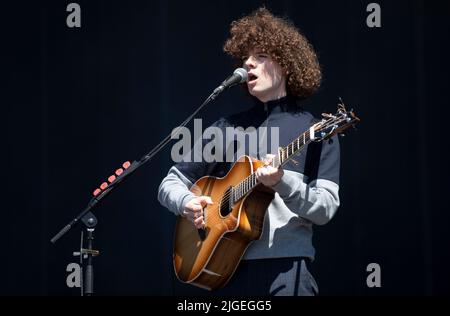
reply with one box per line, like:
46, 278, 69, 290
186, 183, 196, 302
223, 7, 322, 100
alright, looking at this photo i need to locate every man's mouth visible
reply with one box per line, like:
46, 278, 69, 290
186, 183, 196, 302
248, 73, 258, 84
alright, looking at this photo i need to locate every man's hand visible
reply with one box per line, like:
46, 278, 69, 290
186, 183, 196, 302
183, 196, 213, 229
256, 154, 284, 187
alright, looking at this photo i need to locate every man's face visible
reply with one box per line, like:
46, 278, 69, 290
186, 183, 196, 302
243, 49, 287, 103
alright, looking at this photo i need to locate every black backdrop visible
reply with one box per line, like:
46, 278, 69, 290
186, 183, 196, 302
2, 0, 450, 295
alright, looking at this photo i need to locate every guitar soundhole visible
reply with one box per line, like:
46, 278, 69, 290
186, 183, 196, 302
219, 187, 232, 217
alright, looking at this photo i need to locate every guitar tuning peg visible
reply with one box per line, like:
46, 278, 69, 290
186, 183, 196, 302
100, 182, 108, 190
123, 161, 131, 169
108, 175, 116, 183
93, 188, 101, 197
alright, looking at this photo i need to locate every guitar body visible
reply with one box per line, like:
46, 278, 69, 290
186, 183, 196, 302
173, 156, 275, 290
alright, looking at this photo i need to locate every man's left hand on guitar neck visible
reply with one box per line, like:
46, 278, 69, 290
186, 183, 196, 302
255, 154, 284, 187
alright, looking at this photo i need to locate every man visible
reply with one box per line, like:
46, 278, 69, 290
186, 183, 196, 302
158, 7, 340, 296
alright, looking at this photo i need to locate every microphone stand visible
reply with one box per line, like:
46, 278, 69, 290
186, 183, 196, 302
72, 212, 98, 296
50, 83, 231, 295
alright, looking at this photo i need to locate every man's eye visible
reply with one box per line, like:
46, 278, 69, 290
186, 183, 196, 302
258, 54, 268, 58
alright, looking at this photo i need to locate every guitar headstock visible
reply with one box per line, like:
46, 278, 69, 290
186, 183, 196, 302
313, 99, 360, 141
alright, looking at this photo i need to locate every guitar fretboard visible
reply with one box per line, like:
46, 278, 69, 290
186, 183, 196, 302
278, 129, 314, 166
231, 128, 315, 203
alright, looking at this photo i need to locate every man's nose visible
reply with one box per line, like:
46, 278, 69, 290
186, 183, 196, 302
244, 56, 256, 69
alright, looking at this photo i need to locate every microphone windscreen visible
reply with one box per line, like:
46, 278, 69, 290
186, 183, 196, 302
233, 68, 248, 83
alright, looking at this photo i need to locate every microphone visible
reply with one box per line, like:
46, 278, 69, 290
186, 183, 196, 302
213, 68, 248, 95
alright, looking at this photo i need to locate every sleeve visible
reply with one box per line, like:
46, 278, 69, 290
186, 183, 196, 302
157, 118, 227, 215
272, 135, 340, 225
157, 166, 198, 216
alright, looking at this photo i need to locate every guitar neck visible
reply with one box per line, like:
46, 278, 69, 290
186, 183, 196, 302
232, 102, 359, 203
232, 127, 315, 203
275, 128, 315, 168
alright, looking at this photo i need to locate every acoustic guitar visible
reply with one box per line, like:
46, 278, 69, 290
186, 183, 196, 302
173, 102, 359, 290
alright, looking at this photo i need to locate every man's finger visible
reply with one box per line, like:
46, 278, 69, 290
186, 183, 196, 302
194, 210, 204, 219
194, 216, 204, 226
259, 167, 268, 177
184, 213, 195, 222
195, 222, 205, 229
256, 168, 264, 178
199, 196, 214, 205
263, 154, 275, 166
189, 204, 203, 212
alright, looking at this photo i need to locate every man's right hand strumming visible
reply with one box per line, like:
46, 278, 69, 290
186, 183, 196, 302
183, 196, 213, 229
